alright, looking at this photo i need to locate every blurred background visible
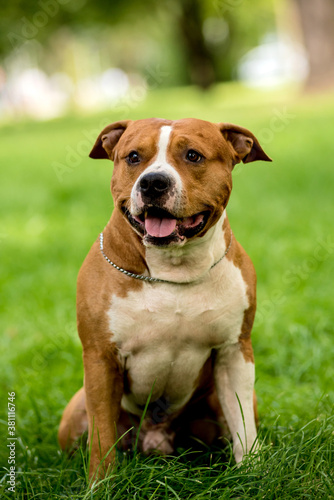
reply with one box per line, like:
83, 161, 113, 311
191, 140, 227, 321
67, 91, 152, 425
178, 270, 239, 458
0, 0, 334, 120
1, 1, 334, 495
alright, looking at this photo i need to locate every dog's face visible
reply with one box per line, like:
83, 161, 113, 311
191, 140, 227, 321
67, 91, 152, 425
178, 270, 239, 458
90, 118, 270, 247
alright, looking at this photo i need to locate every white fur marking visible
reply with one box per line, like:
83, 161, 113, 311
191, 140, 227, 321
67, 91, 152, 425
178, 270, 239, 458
130, 125, 183, 215
107, 220, 249, 416
145, 211, 227, 283
156, 125, 173, 165
214, 345, 257, 462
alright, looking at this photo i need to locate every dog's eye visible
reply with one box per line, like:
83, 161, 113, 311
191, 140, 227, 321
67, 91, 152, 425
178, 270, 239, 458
186, 150, 202, 163
127, 151, 141, 164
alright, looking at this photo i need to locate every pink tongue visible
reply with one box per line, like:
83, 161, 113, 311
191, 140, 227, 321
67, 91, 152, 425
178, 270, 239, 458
182, 213, 204, 228
145, 216, 177, 238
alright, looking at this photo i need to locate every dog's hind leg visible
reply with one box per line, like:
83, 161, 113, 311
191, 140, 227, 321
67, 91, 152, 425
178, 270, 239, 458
58, 389, 141, 454
58, 387, 88, 451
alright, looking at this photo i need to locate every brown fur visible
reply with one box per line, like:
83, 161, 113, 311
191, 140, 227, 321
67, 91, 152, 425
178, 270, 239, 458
58, 118, 270, 479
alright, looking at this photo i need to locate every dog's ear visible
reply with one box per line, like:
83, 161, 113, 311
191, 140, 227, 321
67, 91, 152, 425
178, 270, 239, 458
219, 123, 272, 164
89, 120, 131, 160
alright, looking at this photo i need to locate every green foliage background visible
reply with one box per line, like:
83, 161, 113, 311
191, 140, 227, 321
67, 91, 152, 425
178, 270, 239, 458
0, 0, 276, 85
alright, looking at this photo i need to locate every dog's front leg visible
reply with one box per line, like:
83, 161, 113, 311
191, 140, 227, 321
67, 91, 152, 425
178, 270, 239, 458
214, 340, 257, 464
83, 347, 123, 480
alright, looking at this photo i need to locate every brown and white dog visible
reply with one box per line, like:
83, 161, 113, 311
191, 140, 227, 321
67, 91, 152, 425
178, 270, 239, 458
58, 118, 271, 479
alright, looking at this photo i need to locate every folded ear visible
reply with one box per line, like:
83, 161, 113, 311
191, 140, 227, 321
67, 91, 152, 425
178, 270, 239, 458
219, 123, 272, 164
89, 120, 131, 160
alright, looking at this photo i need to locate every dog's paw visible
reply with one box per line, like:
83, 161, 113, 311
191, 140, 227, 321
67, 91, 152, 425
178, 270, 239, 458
142, 429, 175, 455
234, 438, 260, 466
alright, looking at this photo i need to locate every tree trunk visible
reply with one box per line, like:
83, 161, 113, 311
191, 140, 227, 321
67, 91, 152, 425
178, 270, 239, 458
178, 0, 216, 89
294, 0, 334, 89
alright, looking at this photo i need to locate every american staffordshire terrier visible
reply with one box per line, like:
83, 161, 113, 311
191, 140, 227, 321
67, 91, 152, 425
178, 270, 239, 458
58, 118, 271, 479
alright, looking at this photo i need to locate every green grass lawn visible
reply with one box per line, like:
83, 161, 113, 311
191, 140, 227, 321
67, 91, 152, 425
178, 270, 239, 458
1, 82, 334, 498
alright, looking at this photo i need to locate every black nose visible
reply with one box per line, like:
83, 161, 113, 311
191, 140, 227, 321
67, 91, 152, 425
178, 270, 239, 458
139, 172, 170, 197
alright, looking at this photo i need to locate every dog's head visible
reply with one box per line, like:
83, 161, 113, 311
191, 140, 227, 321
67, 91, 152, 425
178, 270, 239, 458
90, 118, 271, 247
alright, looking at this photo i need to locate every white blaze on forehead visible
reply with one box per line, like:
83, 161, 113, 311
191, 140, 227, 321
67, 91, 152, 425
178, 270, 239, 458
146, 125, 181, 180
131, 124, 183, 215
156, 125, 173, 165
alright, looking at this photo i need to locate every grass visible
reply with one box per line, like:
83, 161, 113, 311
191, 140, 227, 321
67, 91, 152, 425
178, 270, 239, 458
0, 81, 334, 498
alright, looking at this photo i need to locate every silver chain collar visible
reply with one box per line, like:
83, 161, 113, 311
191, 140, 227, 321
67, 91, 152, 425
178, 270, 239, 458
99, 229, 233, 285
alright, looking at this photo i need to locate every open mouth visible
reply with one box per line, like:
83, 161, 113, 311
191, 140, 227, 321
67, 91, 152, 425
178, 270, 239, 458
123, 206, 210, 244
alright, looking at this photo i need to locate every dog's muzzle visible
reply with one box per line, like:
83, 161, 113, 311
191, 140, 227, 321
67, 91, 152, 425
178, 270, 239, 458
127, 169, 208, 246
139, 172, 171, 200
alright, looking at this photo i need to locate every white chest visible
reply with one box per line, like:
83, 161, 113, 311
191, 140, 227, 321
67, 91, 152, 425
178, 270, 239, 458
106, 257, 249, 412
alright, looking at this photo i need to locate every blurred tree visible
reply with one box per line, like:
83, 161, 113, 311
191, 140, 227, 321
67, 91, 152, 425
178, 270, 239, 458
294, 0, 334, 89
178, 0, 216, 88
0, 0, 276, 88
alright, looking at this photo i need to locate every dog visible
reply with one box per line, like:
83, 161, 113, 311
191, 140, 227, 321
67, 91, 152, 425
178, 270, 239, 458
58, 117, 271, 479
